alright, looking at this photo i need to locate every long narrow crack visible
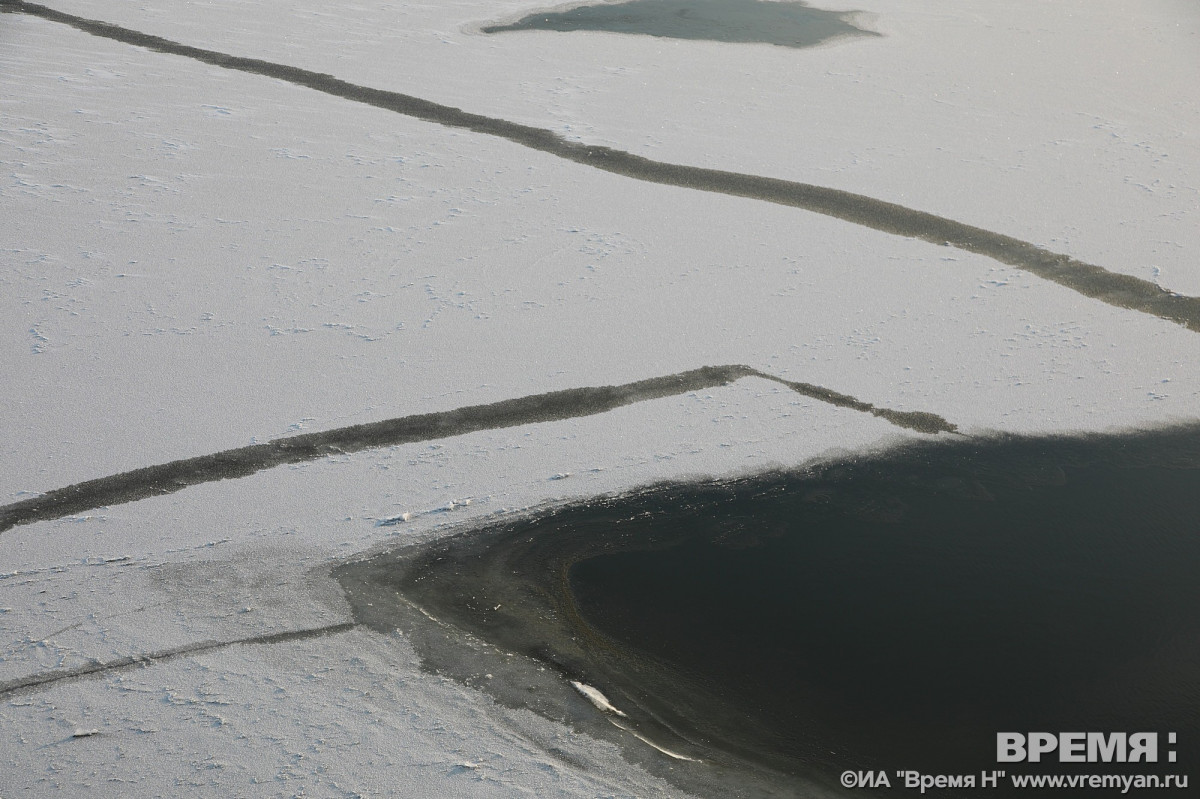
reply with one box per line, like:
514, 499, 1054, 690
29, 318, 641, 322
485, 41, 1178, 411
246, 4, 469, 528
0, 622, 359, 698
7, 0, 1200, 332
0, 365, 954, 533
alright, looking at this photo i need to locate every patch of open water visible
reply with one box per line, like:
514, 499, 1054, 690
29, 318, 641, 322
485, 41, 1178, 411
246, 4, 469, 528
481, 0, 879, 49
338, 426, 1200, 796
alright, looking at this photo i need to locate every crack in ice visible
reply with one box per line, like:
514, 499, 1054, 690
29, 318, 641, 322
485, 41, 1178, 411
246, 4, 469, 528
0, 622, 359, 697
7, 1, 1200, 332
0, 366, 954, 533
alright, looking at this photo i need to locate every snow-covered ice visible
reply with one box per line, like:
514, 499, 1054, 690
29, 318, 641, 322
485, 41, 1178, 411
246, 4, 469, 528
2, 0, 1198, 795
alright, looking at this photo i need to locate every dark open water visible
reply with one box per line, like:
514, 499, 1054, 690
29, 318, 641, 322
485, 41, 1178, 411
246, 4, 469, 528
482, 0, 879, 49
568, 437, 1200, 784
346, 426, 1200, 796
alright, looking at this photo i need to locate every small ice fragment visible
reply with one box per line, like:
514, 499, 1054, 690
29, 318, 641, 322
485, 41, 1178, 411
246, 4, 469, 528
72, 728, 100, 738
610, 720, 701, 762
550, 472, 572, 481
570, 680, 627, 717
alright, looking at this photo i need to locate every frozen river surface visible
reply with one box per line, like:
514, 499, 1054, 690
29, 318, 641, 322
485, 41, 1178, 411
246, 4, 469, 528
2, 0, 1199, 796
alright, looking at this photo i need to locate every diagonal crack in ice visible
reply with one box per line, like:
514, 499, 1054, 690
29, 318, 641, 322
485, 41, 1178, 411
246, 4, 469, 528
0, 622, 359, 698
6, 0, 1200, 332
0, 366, 955, 533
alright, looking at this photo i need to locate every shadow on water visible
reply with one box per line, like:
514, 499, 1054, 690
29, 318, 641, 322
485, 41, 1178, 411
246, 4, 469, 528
481, 0, 879, 49
337, 425, 1200, 797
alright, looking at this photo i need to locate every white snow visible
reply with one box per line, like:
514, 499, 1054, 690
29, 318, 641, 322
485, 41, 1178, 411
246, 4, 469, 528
3, 0, 1199, 795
